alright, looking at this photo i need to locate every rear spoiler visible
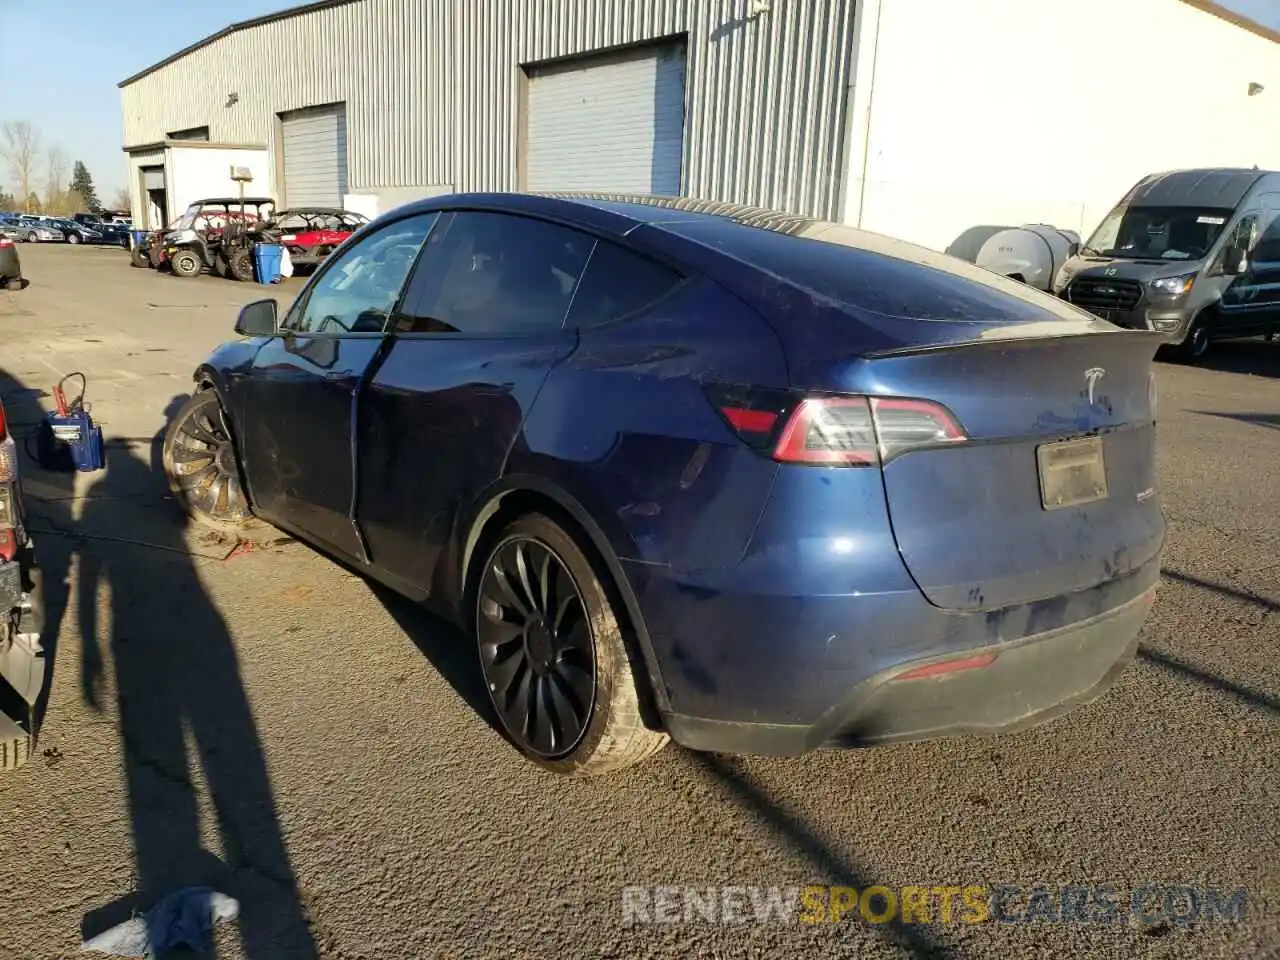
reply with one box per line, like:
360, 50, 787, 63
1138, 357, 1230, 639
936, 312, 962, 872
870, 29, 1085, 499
864, 328, 1166, 360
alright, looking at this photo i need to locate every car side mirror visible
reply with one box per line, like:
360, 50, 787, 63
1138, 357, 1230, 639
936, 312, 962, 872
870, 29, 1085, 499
1222, 243, 1249, 276
235, 298, 278, 337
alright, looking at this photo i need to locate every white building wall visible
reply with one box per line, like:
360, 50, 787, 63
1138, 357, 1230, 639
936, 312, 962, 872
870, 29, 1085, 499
849, 0, 1280, 251
120, 0, 856, 220
165, 146, 273, 222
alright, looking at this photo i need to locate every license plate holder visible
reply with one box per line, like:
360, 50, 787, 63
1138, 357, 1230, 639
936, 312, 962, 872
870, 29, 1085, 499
1037, 436, 1109, 510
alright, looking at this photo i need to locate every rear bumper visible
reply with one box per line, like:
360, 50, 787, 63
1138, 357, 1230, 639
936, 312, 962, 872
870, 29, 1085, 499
663, 585, 1153, 756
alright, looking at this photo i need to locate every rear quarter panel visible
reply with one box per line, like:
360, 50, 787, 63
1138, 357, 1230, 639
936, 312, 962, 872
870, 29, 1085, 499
512, 279, 788, 571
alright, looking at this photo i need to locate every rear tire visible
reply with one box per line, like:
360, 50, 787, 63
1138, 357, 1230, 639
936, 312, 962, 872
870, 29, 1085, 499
26, 232, 36, 243
169, 249, 202, 278
473, 513, 668, 777
67, 232, 81, 245
162, 391, 261, 532
228, 249, 255, 282
4, 279, 23, 291
130, 245, 150, 268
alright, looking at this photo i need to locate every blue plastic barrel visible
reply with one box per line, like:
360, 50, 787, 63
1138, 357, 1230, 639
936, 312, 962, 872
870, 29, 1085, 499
129, 229, 148, 249
253, 243, 283, 284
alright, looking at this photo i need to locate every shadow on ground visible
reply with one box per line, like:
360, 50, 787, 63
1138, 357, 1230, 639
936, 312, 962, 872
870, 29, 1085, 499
0, 368, 317, 958
1164, 337, 1280, 378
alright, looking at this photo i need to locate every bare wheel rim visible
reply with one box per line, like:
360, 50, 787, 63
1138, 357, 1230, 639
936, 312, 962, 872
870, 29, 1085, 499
168, 401, 251, 522
477, 537, 597, 759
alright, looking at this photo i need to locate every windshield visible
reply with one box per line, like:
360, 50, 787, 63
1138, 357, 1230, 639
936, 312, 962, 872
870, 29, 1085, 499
177, 205, 201, 230
1083, 204, 1233, 261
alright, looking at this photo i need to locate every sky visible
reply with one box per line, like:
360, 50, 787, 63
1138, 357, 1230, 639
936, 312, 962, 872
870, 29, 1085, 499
0, 0, 286, 200
2, 0, 1279, 201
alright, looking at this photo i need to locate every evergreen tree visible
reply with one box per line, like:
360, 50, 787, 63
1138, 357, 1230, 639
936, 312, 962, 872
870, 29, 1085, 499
68, 161, 100, 212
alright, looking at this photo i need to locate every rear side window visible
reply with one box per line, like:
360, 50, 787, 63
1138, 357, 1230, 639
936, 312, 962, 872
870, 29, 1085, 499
566, 241, 684, 329
395, 211, 593, 334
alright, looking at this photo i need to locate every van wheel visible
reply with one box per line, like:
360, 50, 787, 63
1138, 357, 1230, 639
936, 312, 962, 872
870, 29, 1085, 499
1175, 316, 1211, 362
473, 513, 668, 777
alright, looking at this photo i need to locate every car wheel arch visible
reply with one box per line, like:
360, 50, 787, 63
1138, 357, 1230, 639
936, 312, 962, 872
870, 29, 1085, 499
460, 476, 671, 725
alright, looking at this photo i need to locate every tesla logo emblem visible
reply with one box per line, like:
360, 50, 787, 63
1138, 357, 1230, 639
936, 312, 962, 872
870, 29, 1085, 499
1084, 367, 1106, 404
1104, 267, 1119, 276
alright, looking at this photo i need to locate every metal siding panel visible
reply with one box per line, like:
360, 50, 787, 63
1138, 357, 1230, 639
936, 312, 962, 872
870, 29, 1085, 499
121, 0, 856, 219
282, 104, 347, 206
525, 46, 685, 193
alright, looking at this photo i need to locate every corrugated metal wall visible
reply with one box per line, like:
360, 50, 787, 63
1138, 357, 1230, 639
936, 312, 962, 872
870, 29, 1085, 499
120, 0, 856, 219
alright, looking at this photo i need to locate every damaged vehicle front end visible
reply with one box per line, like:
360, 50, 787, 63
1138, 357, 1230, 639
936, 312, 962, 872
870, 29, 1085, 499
0, 399, 45, 771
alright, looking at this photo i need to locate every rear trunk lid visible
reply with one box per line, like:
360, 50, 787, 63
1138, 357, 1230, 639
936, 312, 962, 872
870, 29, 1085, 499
862, 331, 1164, 611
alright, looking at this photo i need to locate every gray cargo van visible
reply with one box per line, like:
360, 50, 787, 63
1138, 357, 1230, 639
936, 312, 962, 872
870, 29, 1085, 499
1052, 168, 1280, 359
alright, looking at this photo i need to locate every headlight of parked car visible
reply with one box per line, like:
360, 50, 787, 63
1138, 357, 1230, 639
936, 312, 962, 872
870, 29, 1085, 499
1148, 273, 1196, 299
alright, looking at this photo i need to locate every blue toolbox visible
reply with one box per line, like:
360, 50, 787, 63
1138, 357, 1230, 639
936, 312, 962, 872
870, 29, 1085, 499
36, 373, 104, 473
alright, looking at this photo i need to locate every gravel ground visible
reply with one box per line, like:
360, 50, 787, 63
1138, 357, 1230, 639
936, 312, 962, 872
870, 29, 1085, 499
0, 243, 1275, 960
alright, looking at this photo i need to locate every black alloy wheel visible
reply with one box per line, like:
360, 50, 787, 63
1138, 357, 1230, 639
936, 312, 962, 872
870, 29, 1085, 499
478, 535, 596, 758
473, 514, 669, 776
162, 391, 256, 530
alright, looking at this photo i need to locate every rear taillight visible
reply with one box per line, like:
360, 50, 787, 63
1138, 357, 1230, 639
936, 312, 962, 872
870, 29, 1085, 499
774, 397, 878, 465
708, 386, 966, 467
869, 396, 965, 461
0, 238, 12, 248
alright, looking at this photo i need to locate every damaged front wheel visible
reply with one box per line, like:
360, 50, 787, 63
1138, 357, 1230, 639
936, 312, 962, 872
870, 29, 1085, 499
162, 391, 259, 531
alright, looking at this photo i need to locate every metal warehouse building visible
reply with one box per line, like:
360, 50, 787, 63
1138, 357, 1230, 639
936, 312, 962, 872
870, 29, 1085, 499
120, 0, 1280, 251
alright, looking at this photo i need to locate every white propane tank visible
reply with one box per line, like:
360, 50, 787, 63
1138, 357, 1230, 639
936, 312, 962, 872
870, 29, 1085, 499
973, 225, 1081, 291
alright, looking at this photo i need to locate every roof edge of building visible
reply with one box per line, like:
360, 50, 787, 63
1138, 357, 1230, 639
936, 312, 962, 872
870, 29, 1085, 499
1179, 0, 1280, 44
123, 140, 269, 154
118, 0, 363, 88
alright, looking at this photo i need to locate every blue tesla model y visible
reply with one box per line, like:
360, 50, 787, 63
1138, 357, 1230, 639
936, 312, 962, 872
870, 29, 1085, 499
165, 193, 1164, 776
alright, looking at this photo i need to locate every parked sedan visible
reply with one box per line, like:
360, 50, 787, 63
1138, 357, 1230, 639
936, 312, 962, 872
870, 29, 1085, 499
11, 218, 62, 243
46, 218, 102, 245
0, 219, 24, 243
165, 193, 1164, 777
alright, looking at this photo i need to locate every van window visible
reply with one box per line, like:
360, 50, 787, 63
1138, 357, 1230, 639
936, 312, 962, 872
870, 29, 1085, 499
1084, 204, 1233, 261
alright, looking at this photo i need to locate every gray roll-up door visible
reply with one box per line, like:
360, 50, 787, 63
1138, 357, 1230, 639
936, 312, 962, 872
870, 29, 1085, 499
281, 103, 349, 207
525, 43, 686, 195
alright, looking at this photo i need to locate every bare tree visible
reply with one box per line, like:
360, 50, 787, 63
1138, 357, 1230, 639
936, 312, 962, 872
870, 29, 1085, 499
111, 186, 131, 211
44, 145, 70, 214
0, 121, 41, 213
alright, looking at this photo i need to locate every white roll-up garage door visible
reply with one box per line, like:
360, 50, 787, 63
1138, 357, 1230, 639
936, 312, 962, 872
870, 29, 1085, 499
525, 43, 686, 195
280, 104, 349, 208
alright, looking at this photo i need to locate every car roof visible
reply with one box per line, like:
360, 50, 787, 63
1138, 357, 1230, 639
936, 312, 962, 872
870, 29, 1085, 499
395, 190, 820, 238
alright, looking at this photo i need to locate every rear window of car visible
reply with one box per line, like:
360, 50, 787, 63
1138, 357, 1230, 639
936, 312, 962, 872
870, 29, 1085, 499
662, 218, 1071, 324
566, 240, 683, 329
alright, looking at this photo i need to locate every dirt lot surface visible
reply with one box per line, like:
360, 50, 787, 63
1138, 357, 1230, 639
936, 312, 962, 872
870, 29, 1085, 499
0, 244, 1276, 959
